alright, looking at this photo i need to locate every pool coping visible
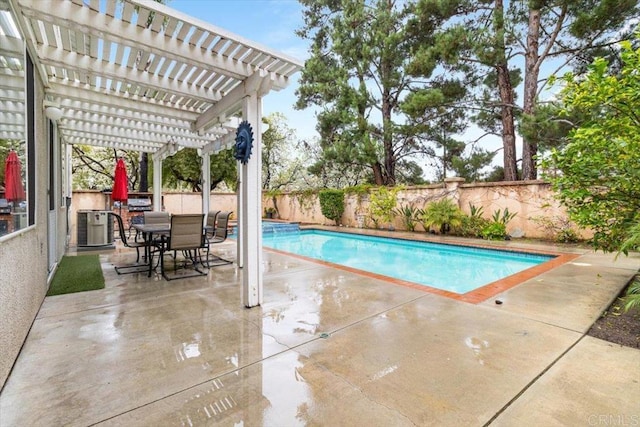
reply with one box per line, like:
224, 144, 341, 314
263, 226, 581, 304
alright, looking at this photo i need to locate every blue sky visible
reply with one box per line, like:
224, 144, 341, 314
169, 0, 318, 142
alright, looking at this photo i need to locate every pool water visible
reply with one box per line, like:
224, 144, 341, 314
262, 230, 554, 294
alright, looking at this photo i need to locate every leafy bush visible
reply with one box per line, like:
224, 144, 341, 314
541, 38, 640, 252
394, 204, 419, 232
419, 199, 464, 234
318, 189, 345, 225
491, 208, 517, 226
619, 222, 640, 312
458, 215, 490, 238
481, 222, 507, 240
622, 278, 640, 312
456, 203, 490, 237
369, 187, 399, 228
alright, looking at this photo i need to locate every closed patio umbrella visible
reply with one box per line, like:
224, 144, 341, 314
112, 158, 128, 215
4, 150, 25, 204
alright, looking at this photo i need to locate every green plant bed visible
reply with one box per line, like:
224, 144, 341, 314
47, 254, 105, 296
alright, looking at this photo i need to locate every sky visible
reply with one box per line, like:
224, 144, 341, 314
169, 0, 319, 142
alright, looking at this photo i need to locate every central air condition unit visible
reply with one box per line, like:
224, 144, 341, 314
77, 210, 114, 247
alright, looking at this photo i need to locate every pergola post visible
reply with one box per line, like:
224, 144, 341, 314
236, 160, 244, 268
201, 152, 211, 214
240, 91, 263, 307
153, 156, 162, 211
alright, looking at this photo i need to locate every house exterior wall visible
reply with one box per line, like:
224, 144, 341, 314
0, 75, 58, 389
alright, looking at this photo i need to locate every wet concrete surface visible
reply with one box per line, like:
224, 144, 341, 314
1, 235, 638, 426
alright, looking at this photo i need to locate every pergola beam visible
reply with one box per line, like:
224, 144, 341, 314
194, 70, 277, 133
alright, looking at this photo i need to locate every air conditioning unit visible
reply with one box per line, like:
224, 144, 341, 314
77, 210, 114, 247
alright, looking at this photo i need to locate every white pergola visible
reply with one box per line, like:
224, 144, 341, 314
6, 0, 303, 307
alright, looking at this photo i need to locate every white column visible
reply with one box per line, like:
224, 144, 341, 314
236, 159, 244, 268
241, 92, 263, 307
153, 157, 162, 211
201, 152, 211, 214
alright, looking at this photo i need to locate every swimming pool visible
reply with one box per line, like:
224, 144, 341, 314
262, 230, 555, 295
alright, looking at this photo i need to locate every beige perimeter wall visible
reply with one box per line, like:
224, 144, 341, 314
270, 179, 582, 240
70, 179, 582, 244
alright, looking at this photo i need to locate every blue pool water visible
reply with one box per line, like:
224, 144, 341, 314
262, 230, 554, 294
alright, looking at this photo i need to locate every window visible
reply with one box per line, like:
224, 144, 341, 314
0, 7, 28, 236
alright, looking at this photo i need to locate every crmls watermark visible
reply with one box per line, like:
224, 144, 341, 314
587, 414, 640, 426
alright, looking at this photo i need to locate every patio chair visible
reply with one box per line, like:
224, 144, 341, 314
110, 212, 149, 274
144, 211, 170, 224
203, 211, 233, 267
206, 210, 221, 230
154, 213, 207, 281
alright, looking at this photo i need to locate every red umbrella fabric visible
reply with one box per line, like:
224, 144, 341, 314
112, 158, 128, 203
4, 150, 25, 203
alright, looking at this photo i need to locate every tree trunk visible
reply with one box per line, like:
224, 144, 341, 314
522, 8, 541, 180
372, 162, 384, 185
494, 0, 518, 181
382, 86, 395, 186
139, 152, 149, 192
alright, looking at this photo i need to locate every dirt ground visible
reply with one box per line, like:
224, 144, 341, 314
587, 282, 640, 349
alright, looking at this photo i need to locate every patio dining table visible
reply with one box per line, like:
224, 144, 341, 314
132, 222, 171, 277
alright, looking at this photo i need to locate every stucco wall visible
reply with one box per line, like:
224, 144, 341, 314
0, 77, 52, 389
270, 180, 582, 240
69, 181, 579, 245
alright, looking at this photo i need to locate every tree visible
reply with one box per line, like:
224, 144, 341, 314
412, 0, 521, 180
261, 113, 308, 191
71, 146, 138, 190
162, 148, 236, 192
296, 0, 414, 186
451, 147, 496, 182
318, 189, 345, 225
416, 0, 639, 181
542, 36, 640, 252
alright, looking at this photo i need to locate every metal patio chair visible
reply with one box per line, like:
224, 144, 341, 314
203, 211, 233, 267
154, 213, 207, 281
110, 212, 149, 274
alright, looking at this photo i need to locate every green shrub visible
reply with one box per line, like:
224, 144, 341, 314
482, 222, 507, 240
319, 189, 345, 225
419, 199, 464, 234
458, 215, 490, 238
394, 204, 419, 232
369, 187, 399, 228
619, 222, 640, 312
491, 208, 517, 226
622, 278, 640, 312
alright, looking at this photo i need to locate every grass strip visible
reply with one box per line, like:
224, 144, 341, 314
47, 254, 105, 296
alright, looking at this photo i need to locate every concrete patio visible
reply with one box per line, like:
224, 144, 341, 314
1, 234, 639, 426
